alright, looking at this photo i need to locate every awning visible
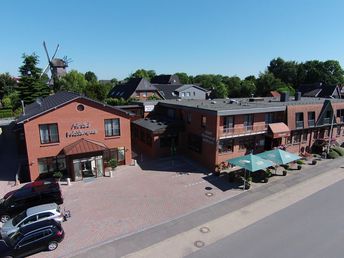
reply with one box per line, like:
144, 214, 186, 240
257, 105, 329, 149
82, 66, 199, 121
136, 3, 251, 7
63, 138, 108, 156
268, 122, 290, 138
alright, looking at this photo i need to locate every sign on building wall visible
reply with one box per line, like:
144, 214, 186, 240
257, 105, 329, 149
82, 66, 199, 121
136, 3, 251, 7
66, 122, 97, 138
144, 105, 155, 112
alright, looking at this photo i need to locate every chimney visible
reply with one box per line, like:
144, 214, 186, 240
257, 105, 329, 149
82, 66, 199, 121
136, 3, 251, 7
295, 92, 301, 101
280, 92, 289, 102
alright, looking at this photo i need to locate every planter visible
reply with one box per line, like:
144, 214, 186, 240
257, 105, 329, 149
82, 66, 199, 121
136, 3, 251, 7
297, 165, 302, 170
311, 160, 317, 165
282, 170, 287, 176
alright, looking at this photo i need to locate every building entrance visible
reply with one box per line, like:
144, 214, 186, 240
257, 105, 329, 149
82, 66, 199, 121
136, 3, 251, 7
73, 155, 103, 181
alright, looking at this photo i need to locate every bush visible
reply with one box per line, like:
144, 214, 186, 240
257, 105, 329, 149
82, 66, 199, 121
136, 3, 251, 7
328, 150, 340, 159
0, 108, 13, 118
107, 158, 118, 169
331, 146, 344, 156
296, 160, 304, 165
1, 97, 12, 108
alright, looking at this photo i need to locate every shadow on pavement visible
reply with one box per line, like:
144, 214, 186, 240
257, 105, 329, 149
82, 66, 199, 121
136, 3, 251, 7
203, 173, 242, 192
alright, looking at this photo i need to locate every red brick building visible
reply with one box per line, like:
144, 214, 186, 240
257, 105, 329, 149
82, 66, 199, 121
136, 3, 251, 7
132, 96, 344, 170
16, 92, 133, 181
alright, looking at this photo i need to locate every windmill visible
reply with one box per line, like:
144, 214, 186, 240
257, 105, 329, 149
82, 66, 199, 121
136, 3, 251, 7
41, 41, 72, 86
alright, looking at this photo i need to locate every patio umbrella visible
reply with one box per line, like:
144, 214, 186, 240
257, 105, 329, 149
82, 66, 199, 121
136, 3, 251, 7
227, 154, 274, 172
256, 149, 301, 165
227, 154, 274, 190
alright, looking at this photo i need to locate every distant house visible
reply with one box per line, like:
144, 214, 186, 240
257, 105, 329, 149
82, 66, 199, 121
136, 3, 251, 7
154, 84, 208, 100
298, 83, 341, 98
108, 74, 208, 101
151, 74, 180, 85
108, 78, 161, 101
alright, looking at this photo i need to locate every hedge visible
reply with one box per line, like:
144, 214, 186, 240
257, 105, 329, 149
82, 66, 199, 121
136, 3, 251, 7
0, 109, 13, 118
331, 146, 344, 156
328, 150, 340, 159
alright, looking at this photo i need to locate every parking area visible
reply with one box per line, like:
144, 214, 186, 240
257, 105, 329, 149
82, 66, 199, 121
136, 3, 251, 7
1, 155, 315, 258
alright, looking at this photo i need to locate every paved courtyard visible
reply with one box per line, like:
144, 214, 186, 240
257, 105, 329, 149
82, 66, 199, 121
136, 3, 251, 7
28, 156, 274, 258
0, 155, 316, 258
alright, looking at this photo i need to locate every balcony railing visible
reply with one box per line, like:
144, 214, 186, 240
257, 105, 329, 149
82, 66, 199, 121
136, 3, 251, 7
308, 120, 315, 127
296, 121, 304, 129
220, 125, 267, 138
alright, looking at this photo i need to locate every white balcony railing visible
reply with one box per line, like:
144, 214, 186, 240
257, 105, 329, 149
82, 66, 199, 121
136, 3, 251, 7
220, 125, 267, 138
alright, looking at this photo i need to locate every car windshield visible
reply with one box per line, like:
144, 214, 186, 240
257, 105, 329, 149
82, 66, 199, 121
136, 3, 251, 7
12, 210, 27, 226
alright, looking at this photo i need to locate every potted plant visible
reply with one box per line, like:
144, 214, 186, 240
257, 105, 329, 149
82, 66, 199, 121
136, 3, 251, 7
53, 171, 63, 182
107, 158, 118, 177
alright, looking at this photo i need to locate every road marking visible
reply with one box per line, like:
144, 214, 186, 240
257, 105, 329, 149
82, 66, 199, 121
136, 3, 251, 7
124, 168, 344, 258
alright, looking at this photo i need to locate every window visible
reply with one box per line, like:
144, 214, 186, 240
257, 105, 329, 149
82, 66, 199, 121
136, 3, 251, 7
239, 137, 255, 151
295, 113, 304, 129
38, 155, 66, 175
185, 92, 191, 97
293, 132, 301, 144
302, 132, 308, 143
187, 113, 192, 124
77, 104, 85, 111
308, 112, 315, 127
22, 215, 37, 226
224, 116, 234, 128
337, 109, 344, 122
181, 92, 185, 97
324, 110, 332, 125
39, 123, 59, 144
37, 212, 53, 220
201, 116, 207, 128
160, 135, 178, 148
193, 92, 196, 96
337, 126, 341, 136
104, 119, 120, 137
142, 92, 147, 97
218, 139, 234, 153
188, 133, 202, 153
244, 114, 254, 131
265, 113, 273, 124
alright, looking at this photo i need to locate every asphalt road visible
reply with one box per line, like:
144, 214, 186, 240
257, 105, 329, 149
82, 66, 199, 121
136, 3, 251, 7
187, 178, 344, 258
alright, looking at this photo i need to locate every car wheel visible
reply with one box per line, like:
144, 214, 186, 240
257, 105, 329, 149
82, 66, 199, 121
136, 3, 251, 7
47, 241, 58, 251
1, 214, 10, 223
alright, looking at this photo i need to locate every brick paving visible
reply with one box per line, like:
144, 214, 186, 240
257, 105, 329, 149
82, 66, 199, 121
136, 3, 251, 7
2, 156, 313, 258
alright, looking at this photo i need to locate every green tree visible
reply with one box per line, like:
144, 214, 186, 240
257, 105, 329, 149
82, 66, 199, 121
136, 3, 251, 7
16, 54, 50, 105
129, 69, 156, 81
175, 72, 192, 84
268, 57, 299, 87
240, 80, 256, 97
84, 82, 108, 101
84, 71, 98, 82
0, 73, 16, 99
56, 70, 87, 93
256, 72, 293, 96
223, 76, 241, 97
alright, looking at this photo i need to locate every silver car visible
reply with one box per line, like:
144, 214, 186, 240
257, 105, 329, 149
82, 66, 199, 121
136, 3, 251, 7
0, 203, 63, 238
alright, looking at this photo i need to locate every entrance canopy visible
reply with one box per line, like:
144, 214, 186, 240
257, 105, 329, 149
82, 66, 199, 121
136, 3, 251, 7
227, 154, 274, 172
256, 149, 300, 165
63, 138, 108, 155
268, 123, 290, 139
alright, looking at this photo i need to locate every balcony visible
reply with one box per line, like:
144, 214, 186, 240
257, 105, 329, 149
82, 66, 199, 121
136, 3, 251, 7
296, 121, 304, 129
308, 120, 315, 127
219, 125, 267, 139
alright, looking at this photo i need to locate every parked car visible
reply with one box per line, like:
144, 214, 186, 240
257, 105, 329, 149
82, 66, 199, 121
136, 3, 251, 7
1, 203, 64, 238
0, 219, 64, 258
0, 181, 63, 223
3, 179, 57, 200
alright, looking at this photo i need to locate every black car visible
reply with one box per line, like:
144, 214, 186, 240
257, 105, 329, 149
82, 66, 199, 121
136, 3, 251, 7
0, 219, 64, 258
0, 181, 63, 223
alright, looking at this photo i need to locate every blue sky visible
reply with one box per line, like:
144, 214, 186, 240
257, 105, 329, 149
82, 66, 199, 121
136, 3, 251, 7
1, 0, 344, 80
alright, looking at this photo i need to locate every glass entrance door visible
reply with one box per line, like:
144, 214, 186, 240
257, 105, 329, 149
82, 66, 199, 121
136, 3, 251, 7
73, 155, 104, 180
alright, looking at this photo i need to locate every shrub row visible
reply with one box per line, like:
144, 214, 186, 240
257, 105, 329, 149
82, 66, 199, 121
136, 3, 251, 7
0, 109, 13, 118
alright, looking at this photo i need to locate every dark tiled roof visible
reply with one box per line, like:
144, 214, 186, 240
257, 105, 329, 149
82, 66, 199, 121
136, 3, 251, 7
153, 84, 181, 99
297, 83, 323, 94
151, 74, 180, 84
318, 86, 338, 98
17, 91, 132, 124
108, 78, 157, 99
303, 89, 322, 97
63, 138, 108, 155
132, 116, 183, 133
